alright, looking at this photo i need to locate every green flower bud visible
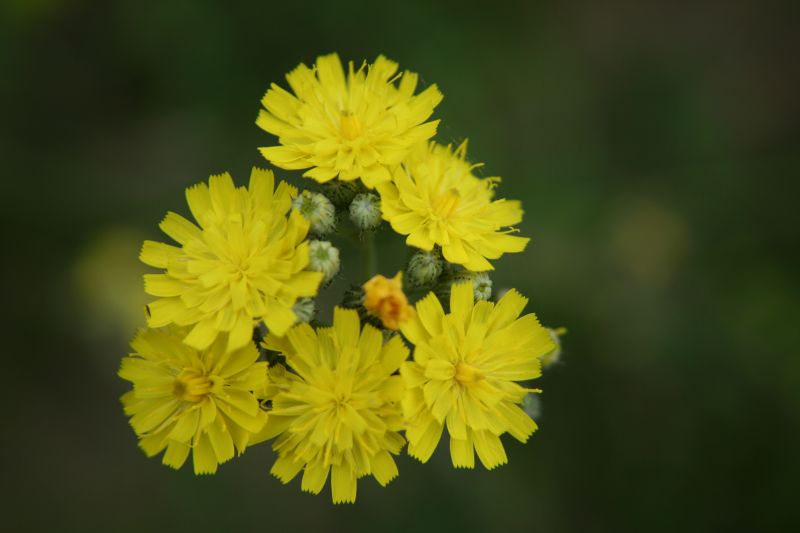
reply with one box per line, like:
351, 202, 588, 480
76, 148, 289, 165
541, 327, 566, 367
406, 250, 443, 288
472, 272, 492, 301
522, 393, 541, 420
323, 180, 361, 207
349, 193, 382, 231
292, 298, 316, 323
342, 285, 365, 309
307, 240, 340, 284
293, 191, 336, 235
436, 269, 492, 302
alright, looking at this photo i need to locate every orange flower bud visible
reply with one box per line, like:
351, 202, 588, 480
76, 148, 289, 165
363, 272, 415, 330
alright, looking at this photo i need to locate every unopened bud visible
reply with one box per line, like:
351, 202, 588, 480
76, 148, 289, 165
541, 327, 566, 367
293, 191, 336, 235
406, 250, 443, 288
522, 393, 541, 420
323, 180, 361, 208
436, 269, 492, 302
307, 240, 340, 284
349, 193, 382, 231
292, 298, 316, 323
472, 272, 492, 301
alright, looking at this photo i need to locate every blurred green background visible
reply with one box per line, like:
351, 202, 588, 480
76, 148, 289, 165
2, 0, 799, 531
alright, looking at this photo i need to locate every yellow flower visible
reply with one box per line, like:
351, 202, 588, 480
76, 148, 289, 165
257, 53, 443, 188
255, 308, 408, 503
377, 141, 529, 271
400, 282, 555, 469
141, 168, 323, 353
119, 328, 268, 474
363, 272, 416, 330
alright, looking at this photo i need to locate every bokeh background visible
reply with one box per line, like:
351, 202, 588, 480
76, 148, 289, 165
2, 0, 799, 531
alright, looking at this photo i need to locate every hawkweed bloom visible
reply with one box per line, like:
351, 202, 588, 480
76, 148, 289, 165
257, 53, 443, 188
119, 328, 267, 474
141, 168, 323, 352
400, 282, 555, 469
257, 308, 408, 503
363, 272, 415, 330
118, 52, 565, 500
377, 141, 529, 271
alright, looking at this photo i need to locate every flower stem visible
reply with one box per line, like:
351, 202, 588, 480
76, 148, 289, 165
362, 231, 377, 279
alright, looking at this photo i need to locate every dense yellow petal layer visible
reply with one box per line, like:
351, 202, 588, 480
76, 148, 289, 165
257, 53, 442, 189
259, 307, 408, 503
119, 328, 268, 474
378, 141, 529, 271
400, 282, 554, 469
141, 168, 323, 352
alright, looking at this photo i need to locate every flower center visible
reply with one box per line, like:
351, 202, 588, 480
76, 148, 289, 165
340, 111, 363, 140
173, 369, 213, 402
432, 189, 461, 219
454, 362, 484, 385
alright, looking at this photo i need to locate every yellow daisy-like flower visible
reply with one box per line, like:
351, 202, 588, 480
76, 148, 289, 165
141, 168, 324, 353
119, 328, 268, 474
256, 53, 443, 188
363, 272, 416, 330
377, 141, 530, 271
400, 282, 555, 469
256, 308, 408, 503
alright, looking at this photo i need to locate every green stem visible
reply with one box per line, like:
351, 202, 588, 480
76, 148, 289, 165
362, 231, 377, 279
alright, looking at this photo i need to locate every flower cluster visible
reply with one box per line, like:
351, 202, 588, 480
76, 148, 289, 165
120, 53, 563, 504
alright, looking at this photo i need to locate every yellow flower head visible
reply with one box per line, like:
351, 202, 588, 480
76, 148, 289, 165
119, 328, 268, 474
257, 53, 443, 188
377, 141, 530, 271
257, 308, 408, 503
400, 282, 555, 469
141, 168, 323, 353
363, 272, 416, 330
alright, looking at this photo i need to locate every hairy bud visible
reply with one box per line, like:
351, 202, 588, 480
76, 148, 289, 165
349, 193, 382, 231
293, 190, 336, 235
307, 240, 340, 284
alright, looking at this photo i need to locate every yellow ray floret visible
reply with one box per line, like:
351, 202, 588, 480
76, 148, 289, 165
257, 53, 443, 188
400, 282, 555, 469
377, 141, 530, 271
140, 168, 324, 353
119, 328, 268, 474
255, 307, 408, 503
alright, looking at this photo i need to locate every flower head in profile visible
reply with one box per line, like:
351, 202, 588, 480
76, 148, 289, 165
141, 168, 323, 353
363, 272, 415, 330
400, 282, 555, 469
257, 53, 443, 188
377, 141, 529, 271
256, 308, 408, 503
119, 328, 268, 474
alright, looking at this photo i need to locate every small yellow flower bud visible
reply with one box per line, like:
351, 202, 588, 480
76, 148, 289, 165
363, 272, 415, 330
